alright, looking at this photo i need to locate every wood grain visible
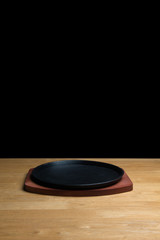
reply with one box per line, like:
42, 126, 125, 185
0, 158, 160, 240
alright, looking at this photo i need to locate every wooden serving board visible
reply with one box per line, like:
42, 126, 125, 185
24, 168, 133, 196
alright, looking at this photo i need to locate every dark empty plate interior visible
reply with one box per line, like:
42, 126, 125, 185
31, 160, 124, 190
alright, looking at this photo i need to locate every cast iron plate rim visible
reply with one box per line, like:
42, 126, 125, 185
31, 160, 124, 190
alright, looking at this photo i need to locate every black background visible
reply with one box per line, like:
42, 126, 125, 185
1, 4, 159, 159
0, 78, 159, 158
0, 110, 159, 158
1, 140, 159, 158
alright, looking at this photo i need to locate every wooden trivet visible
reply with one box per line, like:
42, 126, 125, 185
24, 168, 133, 196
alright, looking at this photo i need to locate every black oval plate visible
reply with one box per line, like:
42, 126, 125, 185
31, 160, 124, 190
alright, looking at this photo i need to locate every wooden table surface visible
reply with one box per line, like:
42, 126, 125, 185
0, 158, 160, 240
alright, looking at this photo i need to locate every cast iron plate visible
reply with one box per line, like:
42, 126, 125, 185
31, 160, 124, 190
